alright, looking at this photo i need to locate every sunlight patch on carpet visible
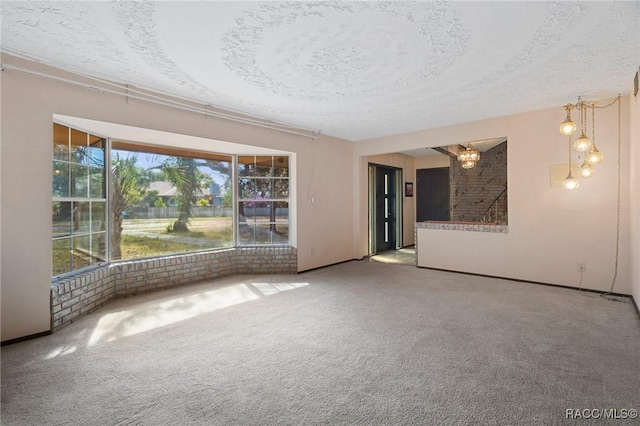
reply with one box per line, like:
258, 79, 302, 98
251, 282, 309, 296
87, 284, 259, 346
44, 345, 77, 360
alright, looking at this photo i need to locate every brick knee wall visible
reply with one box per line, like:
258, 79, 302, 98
51, 267, 115, 330
51, 247, 297, 331
236, 247, 297, 274
114, 248, 238, 297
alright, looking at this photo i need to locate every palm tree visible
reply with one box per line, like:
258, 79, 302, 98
161, 157, 201, 232
111, 154, 143, 259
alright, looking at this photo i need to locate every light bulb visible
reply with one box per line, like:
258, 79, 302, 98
573, 132, 593, 152
563, 174, 580, 190
559, 112, 577, 136
461, 160, 476, 169
586, 147, 603, 165
579, 162, 594, 178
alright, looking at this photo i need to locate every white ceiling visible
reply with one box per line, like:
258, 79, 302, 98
1, 1, 638, 141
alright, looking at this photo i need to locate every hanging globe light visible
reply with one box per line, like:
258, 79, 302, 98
586, 147, 603, 165
559, 107, 577, 136
579, 160, 594, 178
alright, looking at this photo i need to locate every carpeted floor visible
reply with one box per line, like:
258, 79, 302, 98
2, 261, 639, 425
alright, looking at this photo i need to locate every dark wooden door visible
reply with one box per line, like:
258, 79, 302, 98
375, 166, 396, 252
416, 167, 450, 222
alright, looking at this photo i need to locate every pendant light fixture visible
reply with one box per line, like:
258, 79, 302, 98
558, 95, 620, 190
563, 135, 580, 190
573, 100, 593, 153
458, 146, 480, 169
585, 105, 603, 165
559, 105, 577, 136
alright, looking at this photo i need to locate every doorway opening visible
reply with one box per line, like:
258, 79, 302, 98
368, 164, 403, 256
416, 167, 450, 222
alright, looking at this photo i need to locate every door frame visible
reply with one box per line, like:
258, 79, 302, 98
368, 163, 403, 256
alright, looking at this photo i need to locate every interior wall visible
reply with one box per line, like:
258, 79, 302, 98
414, 155, 450, 170
630, 87, 640, 304
362, 153, 415, 248
354, 99, 632, 294
0, 55, 354, 341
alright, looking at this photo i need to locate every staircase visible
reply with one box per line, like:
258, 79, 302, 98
482, 188, 508, 224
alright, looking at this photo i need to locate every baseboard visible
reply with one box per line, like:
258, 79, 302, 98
299, 258, 360, 273
417, 266, 631, 298
1, 330, 51, 346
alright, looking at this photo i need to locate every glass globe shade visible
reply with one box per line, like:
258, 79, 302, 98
586, 148, 603, 165
573, 132, 593, 153
559, 119, 577, 136
563, 174, 580, 190
579, 162, 594, 178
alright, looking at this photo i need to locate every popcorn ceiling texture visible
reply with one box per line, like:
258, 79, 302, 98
1, 2, 637, 140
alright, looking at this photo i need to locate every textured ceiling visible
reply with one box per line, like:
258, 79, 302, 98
1, 1, 639, 141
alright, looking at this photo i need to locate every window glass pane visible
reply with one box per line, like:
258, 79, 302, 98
88, 136, 105, 168
112, 147, 233, 260
272, 224, 289, 245
247, 201, 269, 223
72, 236, 91, 270
274, 201, 289, 222
91, 202, 106, 232
239, 201, 256, 222
89, 167, 105, 198
53, 162, 69, 197
274, 156, 289, 177
53, 202, 72, 238
238, 222, 255, 245
238, 178, 256, 199
255, 224, 273, 245
53, 123, 69, 161
273, 201, 289, 244
91, 232, 106, 262
71, 165, 88, 198
274, 179, 288, 199
52, 238, 72, 276
70, 129, 89, 164
238, 156, 254, 177
74, 202, 91, 233
254, 178, 272, 199
255, 156, 273, 176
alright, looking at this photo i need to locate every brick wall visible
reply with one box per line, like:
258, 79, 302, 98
50, 247, 297, 331
450, 142, 507, 222
51, 267, 115, 330
236, 247, 297, 274
113, 249, 237, 297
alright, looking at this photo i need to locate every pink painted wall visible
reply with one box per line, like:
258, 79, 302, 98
354, 99, 633, 294
0, 55, 355, 341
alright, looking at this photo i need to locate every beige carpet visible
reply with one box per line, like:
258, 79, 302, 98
2, 261, 639, 425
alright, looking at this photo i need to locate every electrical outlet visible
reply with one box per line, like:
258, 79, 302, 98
577, 262, 586, 272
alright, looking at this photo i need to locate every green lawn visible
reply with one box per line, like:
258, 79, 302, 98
121, 235, 204, 259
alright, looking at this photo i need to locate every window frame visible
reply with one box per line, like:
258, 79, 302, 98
52, 124, 292, 280
52, 123, 109, 278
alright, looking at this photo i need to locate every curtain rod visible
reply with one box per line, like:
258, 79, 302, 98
1, 61, 320, 140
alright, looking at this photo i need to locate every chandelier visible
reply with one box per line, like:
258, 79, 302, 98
458, 146, 480, 169
558, 95, 620, 190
